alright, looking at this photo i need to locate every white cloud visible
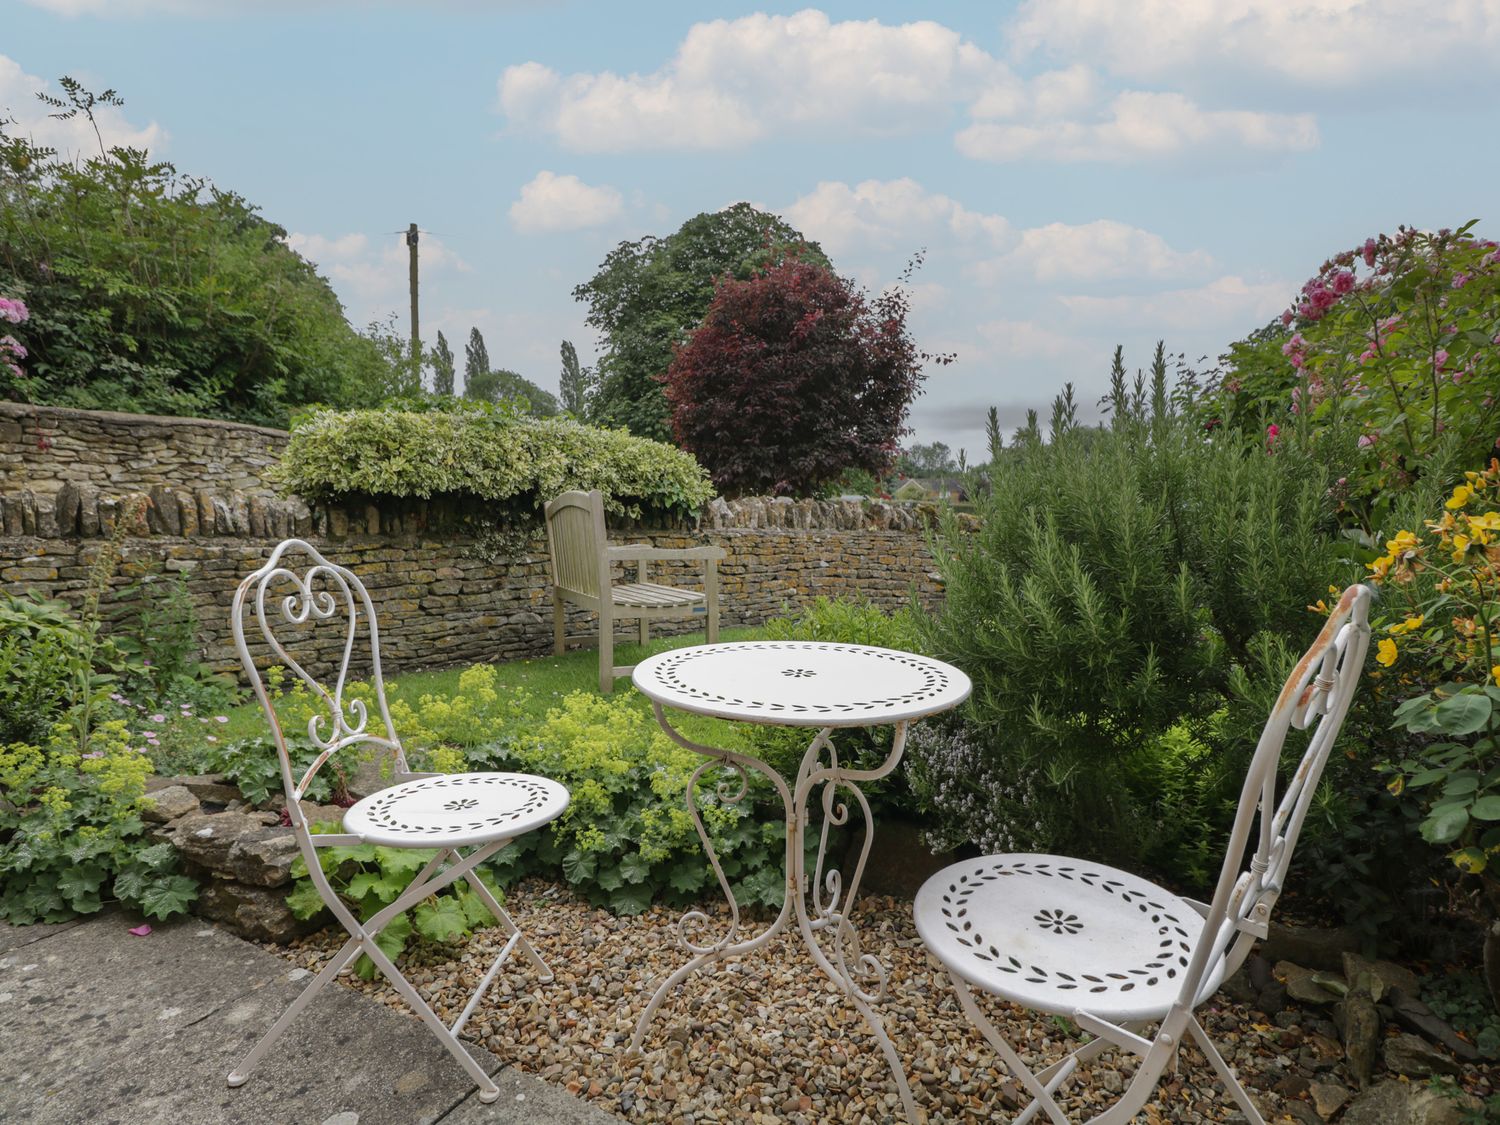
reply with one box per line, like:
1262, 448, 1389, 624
980, 219, 1213, 284
1009, 0, 1500, 91
508, 171, 625, 234
958, 90, 1318, 162
782, 178, 1011, 258
282, 230, 471, 326
498, 9, 1005, 151
1058, 275, 1291, 332
0, 55, 165, 156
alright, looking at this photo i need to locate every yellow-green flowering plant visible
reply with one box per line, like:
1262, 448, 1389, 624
1372, 459, 1500, 877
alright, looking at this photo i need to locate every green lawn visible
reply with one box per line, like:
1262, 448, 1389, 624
222, 626, 769, 749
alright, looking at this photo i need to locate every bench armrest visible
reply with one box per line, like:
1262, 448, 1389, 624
604, 545, 727, 561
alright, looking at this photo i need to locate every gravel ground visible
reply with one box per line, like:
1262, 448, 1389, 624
269, 881, 1484, 1124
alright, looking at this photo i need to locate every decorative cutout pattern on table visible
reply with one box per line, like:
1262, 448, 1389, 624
936, 861, 1194, 993
361, 775, 553, 835
646, 642, 952, 715
1033, 908, 1083, 935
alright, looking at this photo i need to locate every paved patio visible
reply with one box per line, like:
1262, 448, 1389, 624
0, 911, 621, 1125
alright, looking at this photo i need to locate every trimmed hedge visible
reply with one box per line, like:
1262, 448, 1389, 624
269, 404, 715, 518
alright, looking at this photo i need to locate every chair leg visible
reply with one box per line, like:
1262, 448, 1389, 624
228, 935, 363, 1087
460, 862, 554, 982
639, 615, 649, 646
1187, 1015, 1266, 1124
553, 597, 565, 656
356, 933, 502, 1102
600, 612, 614, 694
948, 971, 1073, 1125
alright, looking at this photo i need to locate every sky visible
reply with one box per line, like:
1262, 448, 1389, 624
3, 1, 1498, 458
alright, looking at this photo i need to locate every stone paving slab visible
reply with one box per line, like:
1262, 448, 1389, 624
0, 916, 88, 954
0, 916, 619, 1125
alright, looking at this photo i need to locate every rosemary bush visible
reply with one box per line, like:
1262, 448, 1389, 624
919, 359, 1351, 872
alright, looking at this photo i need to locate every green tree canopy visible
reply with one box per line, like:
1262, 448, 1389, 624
573, 202, 830, 441
463, 327, 489, 394
465, 367, 558, 415
430, 330, 455, 396
0, 95, 395, 426
558, 338, 591, 415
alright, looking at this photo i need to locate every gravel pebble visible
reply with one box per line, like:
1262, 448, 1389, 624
267, 880, 1487, 1123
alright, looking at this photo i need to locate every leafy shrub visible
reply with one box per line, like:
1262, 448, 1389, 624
0, 86, 399, 427
920, 368, 1351, 869
388, 668, 788, 913
288, 831, 503, 978
746, 598, 926, 816
269, 403, 715, 521
576, 202, 831, 442
1371, 462, 1500, 877
0, 719, 197, 923
663, 256, 947, 497
1200, 222, 1500, 527
0, 592, 96, 745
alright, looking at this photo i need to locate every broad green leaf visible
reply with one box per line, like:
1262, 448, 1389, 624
608, 882, 654, 915
1450, 847, 1488, 874
1423, 804, 1471, 845
285, 879, 328, 920
1408, 768, 1449, 788
619, 852, 654, 885
136, 875, 199, 920
1434, 693, 1493, 736
413, 898, 469, 943
1470, 795, 1500, 821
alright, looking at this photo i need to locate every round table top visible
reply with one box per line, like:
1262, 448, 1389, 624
632, 641, 971, 727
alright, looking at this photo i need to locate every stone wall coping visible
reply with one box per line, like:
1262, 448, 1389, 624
0, 399, 291, 441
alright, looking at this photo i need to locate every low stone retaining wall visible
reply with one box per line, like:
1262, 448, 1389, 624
0, 402, 951, 677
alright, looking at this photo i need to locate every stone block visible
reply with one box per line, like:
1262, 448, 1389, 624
142, 784, 201, 823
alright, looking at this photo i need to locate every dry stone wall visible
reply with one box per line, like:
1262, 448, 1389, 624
0, 402, 947, 677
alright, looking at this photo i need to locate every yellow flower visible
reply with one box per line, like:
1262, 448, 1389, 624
1376, 638, 1399, 667
1452, 533, 1471, 562
1469, 511, 1500, 533
1387, 615, 1424, 634
1387, 529, 1420, 554
1447, 484, 1472, 510
1493, 664, 1500, 684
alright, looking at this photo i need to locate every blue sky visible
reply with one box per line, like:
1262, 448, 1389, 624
4, 0, 1498, 457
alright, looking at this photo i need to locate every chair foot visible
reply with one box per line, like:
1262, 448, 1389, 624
226, 1071, 249, 1088
478, 1081, 501, 1104
536, 970, 555, 984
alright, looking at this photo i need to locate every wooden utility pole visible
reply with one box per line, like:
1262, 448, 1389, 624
406, 222, 420, 359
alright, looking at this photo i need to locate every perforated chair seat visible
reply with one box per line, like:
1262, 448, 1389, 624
342, 772, 570, 849
914, 854, 1224, 1025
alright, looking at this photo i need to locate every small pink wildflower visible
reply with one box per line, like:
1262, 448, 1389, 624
1331, 269, 1355, 295
150, 713, 166, 723
1361, 238, 1377, 267
1358, 431, 1379, 448
0, 296, 28, 324
215, 715, 229, 723
1452, 272, 1471, 289
1434, 349, 1449, 371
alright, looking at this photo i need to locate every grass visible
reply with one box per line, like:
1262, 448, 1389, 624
219, 625, 769, 749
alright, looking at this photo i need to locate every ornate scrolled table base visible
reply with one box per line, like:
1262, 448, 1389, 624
626, 643, 972, 1125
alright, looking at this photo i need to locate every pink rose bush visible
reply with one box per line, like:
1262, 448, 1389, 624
0, 294, 28, 383
1207, 223, 1500, 526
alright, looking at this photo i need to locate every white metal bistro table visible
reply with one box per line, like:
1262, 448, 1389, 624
628, 641, 972, 1122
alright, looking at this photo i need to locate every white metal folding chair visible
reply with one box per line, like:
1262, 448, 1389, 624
226, 539, 569, 1103
913, 584, 1371, 1124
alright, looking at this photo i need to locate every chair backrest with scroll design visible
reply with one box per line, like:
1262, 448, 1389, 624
1176, 583, 1371, 1013
231, 538, 410, 830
